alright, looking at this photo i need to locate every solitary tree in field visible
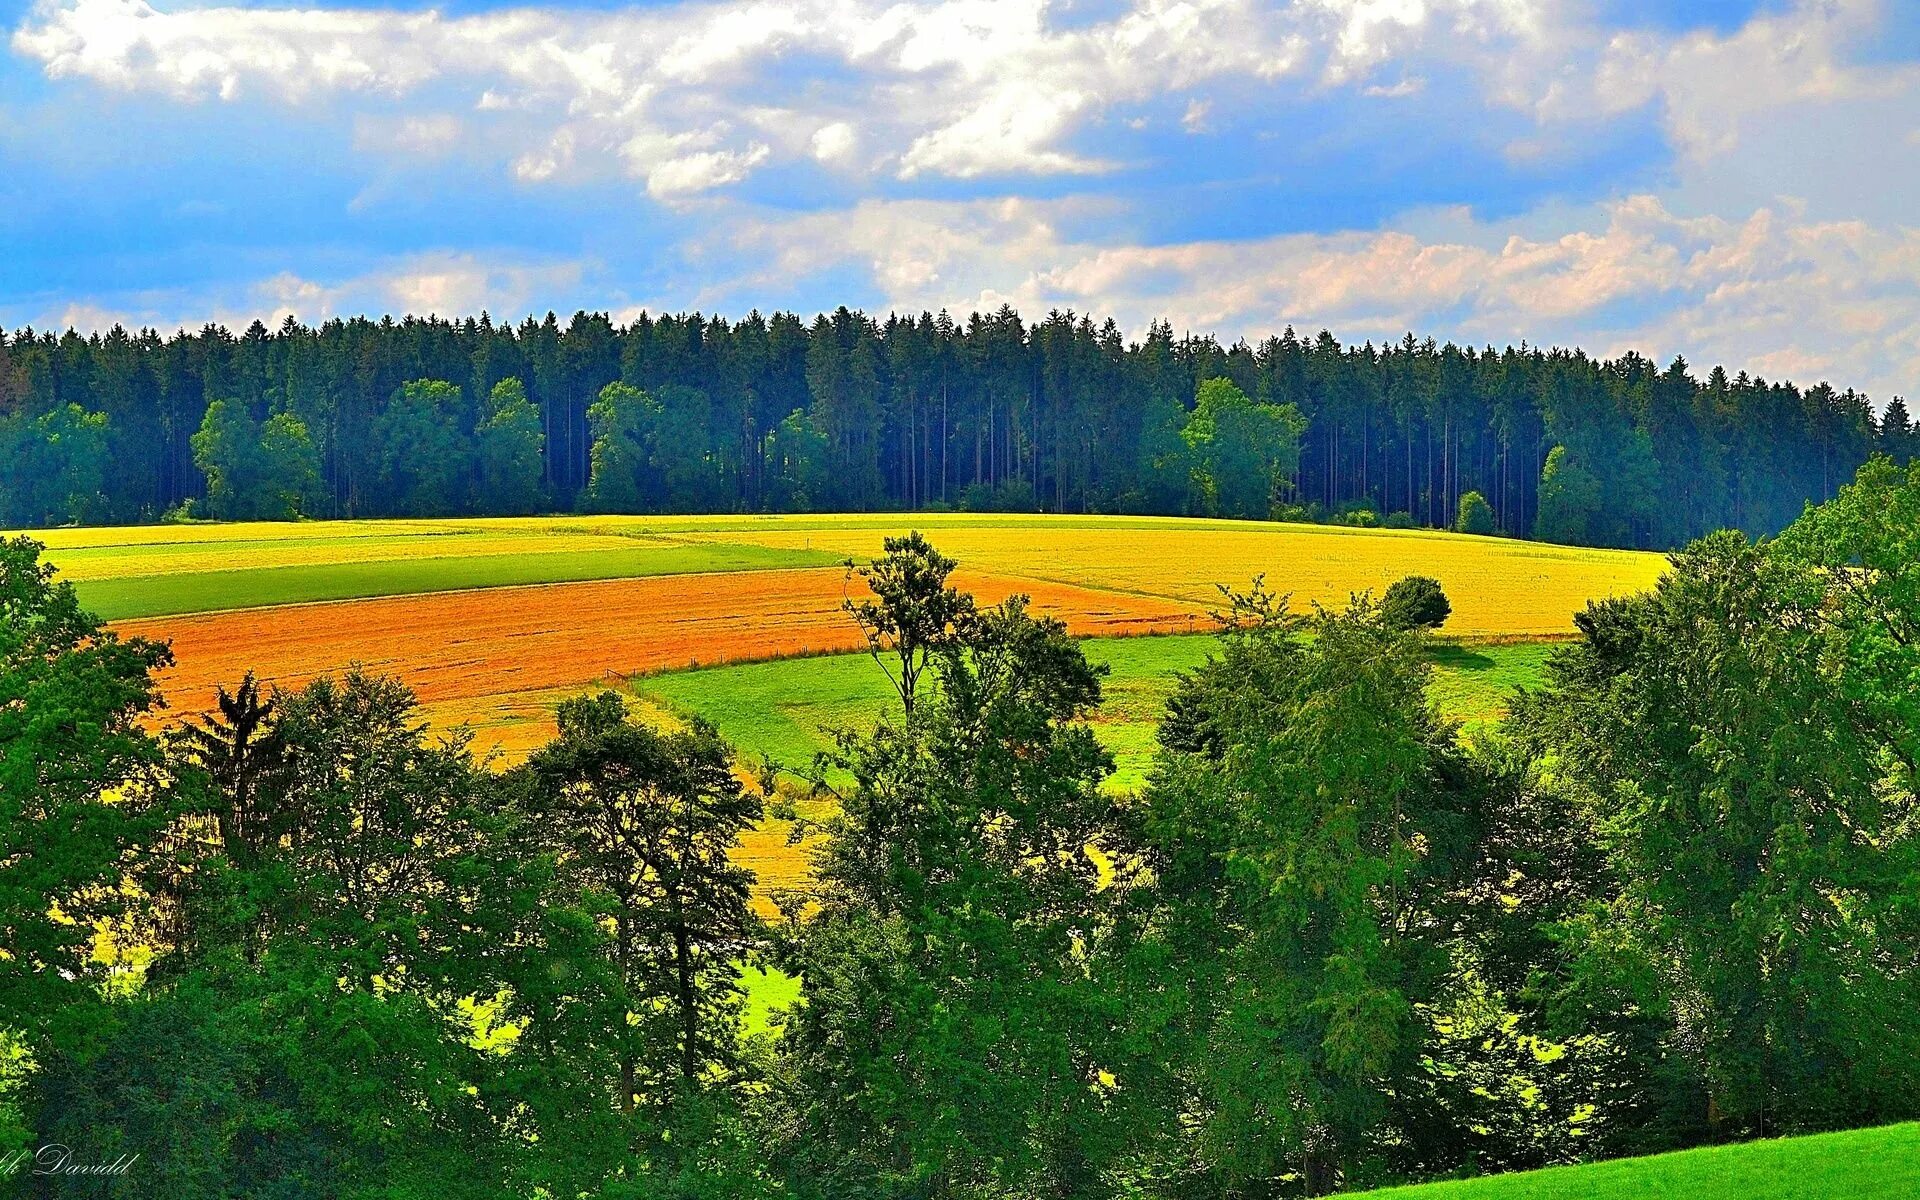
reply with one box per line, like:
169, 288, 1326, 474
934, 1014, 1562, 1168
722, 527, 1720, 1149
1381, 574, 1452, 631
844, 531, 975, 715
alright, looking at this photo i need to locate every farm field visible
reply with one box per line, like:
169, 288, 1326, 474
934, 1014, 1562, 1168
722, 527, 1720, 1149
26, 512, 1670, 635
118, 566, 1207, 755
38, 513, 1650, 763
636, 635, 1553, 793
1352, 1121, 1920, 1199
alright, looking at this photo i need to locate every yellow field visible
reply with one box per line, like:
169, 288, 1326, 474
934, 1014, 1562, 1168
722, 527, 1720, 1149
30, 512, 1669, 638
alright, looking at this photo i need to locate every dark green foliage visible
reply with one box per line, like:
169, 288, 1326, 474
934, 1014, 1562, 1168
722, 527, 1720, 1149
10, 504, 1920, 1198
1456, 490, 1495, 535
192, 399, 321, 520
1181, 376, 1307, 518
1381, 575, 1452, 630
770, 541, 1163, 1198
0, 402, 110, 526
0, 316, 1886, 544
0, 536, 170, 1037
1522, 522, 1920, 1139
585, 381, 657, 512
521, 692, 765, 1119
375, 379, 472, 516
1141, 587, 1477, 1193
475, 377, 546, 514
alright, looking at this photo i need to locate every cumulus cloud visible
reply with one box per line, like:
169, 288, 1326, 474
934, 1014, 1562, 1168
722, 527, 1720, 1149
706, 190, 1920, 401
7, 0, 1555, 192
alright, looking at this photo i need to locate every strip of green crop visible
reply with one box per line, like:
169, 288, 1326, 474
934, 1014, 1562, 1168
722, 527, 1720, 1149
77, 543, 843, 619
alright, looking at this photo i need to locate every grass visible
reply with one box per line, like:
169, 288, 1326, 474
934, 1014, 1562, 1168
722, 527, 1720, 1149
26, 513, 1668, 636
67, 542, 841, 619
1353, 1121, 1920, 1199
636, 633, 1551, 793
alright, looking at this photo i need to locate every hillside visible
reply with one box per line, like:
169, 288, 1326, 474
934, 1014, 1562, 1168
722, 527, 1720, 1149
1356, 1123, 1920, 1200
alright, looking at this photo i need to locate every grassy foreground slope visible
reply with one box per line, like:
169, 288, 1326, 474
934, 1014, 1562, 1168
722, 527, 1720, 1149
23, 513, 1669, 635
1357, 1122, 1920, 1199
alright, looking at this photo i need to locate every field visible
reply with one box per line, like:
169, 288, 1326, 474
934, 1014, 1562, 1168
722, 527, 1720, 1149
114, 567, 1206, 757
1354, 1121, 1920, 1199
637, 634, 1553, 793
30, 513, 1669, 635
24, 513, 1651, 761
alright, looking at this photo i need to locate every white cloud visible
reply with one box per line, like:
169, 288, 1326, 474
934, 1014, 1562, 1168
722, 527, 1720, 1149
810, 120, 856, 164
6, 0, 1565, 192
645, 142, 772, 198
34, 252, 595, 334
708, 190, 1920, 401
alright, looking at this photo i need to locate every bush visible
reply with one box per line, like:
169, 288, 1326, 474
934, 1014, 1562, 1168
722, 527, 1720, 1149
1380, 575, 1451, 630
1456, 490, 1496, 535
1383, 511, 1416, 529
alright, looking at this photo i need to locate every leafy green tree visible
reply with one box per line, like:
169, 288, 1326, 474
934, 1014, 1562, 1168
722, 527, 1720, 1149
842, 530, 975, 715
1456, 489, 1495, 535
585, 381, 659, 512
1181, 377, 1307, 519
375, 379, 472, 516
476, 377, 546, 515
523, 693, 763, 1120
772, 552, 1159, 1197
1142, 588, 1469, 1194
0, 536, 170, 1040
0, 404, 111, 527
764, 408, 831, 511
1381, 574, 1452, 631
38, 669, 545, 1198
192, 400, 320, 520
1529, 529, 1920, 1136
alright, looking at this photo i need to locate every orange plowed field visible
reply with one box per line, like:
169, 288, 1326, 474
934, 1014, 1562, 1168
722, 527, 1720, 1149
119, 567, 1204, 744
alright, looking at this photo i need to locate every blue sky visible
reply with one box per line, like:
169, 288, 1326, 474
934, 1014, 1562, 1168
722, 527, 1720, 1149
4, 0, 1920, 402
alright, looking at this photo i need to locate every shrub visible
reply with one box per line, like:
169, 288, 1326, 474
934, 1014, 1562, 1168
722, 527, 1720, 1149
1456, 490, 1496, 535
1380, 575, 1451, 630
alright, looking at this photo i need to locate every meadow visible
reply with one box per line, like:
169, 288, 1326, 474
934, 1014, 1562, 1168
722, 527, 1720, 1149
635, 634, 1554, 793
1353, 1122, 1920, 1199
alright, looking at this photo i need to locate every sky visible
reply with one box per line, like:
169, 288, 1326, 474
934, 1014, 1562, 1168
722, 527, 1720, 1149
3, 0, 1919, 401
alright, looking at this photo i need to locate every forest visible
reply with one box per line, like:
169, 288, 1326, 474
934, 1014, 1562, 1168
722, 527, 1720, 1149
2, 307, 1914, 547
5, 455, 1919, 1198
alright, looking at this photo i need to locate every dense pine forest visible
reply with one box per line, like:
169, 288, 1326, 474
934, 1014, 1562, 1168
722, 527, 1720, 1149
2, 308, 1913, 545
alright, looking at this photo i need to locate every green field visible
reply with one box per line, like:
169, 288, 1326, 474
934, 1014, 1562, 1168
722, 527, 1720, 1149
636, 634, 1552, 792
1356, 1122, 1920, 1199
66, 541, 841, 619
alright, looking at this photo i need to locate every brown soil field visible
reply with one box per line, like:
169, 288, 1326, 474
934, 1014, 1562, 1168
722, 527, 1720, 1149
118, 567, 1205, 747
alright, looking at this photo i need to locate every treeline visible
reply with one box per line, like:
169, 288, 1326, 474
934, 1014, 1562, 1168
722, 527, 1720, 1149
2, 309, 1915, 546
6, 458, 1919, 1198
